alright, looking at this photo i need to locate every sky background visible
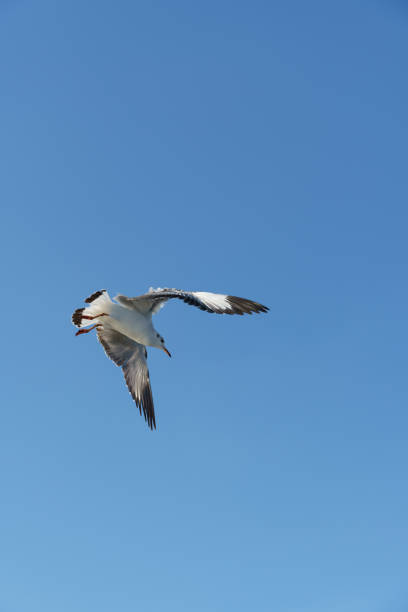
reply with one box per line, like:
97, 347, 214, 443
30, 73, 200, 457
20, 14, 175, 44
1, 1, 408, 611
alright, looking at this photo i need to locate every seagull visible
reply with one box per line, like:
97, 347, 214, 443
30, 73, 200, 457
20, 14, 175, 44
72, 288, 268, 429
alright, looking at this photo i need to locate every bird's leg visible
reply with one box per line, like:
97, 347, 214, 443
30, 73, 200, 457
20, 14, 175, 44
81, 313, 109, 320
75, 324, 102, 337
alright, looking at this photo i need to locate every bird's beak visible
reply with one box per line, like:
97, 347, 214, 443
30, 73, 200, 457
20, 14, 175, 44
162, 347, 171, 357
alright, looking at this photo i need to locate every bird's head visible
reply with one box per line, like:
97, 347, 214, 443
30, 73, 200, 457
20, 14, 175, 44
154, 332, 171, 357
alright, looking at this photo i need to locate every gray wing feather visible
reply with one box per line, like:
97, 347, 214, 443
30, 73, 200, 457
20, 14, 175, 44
97, 327, 156, 430
115, 288, 268, 316
114, 294, 155, 314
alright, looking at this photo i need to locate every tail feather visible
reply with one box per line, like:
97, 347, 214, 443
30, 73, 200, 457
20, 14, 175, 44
72, 289, 113, 328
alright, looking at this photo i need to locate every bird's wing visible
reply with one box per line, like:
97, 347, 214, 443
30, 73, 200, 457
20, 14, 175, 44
115, 288, 269, 316
97, 327, 156, 430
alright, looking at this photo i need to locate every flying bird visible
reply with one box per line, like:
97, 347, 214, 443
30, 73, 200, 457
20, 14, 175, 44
72, 288, 268, 429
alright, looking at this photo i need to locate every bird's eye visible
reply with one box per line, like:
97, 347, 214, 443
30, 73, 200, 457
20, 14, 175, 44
161, 339, 164, 343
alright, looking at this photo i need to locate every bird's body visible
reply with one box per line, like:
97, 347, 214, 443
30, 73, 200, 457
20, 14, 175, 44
106, 302, 157, 346
72, 287, 268, 429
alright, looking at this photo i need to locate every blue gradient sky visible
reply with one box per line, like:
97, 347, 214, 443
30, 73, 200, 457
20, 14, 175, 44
1, 1, 408, 611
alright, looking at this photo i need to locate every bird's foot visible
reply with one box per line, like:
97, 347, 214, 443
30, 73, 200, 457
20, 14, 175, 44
75, 324, 102, 336
81, 313, 109, 321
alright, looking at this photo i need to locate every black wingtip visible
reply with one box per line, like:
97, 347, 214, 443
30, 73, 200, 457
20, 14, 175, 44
72, 307, 85, 327
85, 290, 107, 304
123, 369, 156, 431
226, 296, 269, 315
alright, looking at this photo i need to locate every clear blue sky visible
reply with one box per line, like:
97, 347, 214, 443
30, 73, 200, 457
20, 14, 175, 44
1, 1, 407, 610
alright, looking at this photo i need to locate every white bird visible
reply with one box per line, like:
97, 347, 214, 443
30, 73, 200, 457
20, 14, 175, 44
72, 288, 268, 429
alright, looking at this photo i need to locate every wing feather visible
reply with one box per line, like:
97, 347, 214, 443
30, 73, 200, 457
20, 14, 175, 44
115, 288, 268, 316
97, 327, 156, 430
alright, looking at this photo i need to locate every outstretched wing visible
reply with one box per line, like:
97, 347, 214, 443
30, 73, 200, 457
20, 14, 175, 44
97, 327, 156, 430
115, 288, 269, 316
